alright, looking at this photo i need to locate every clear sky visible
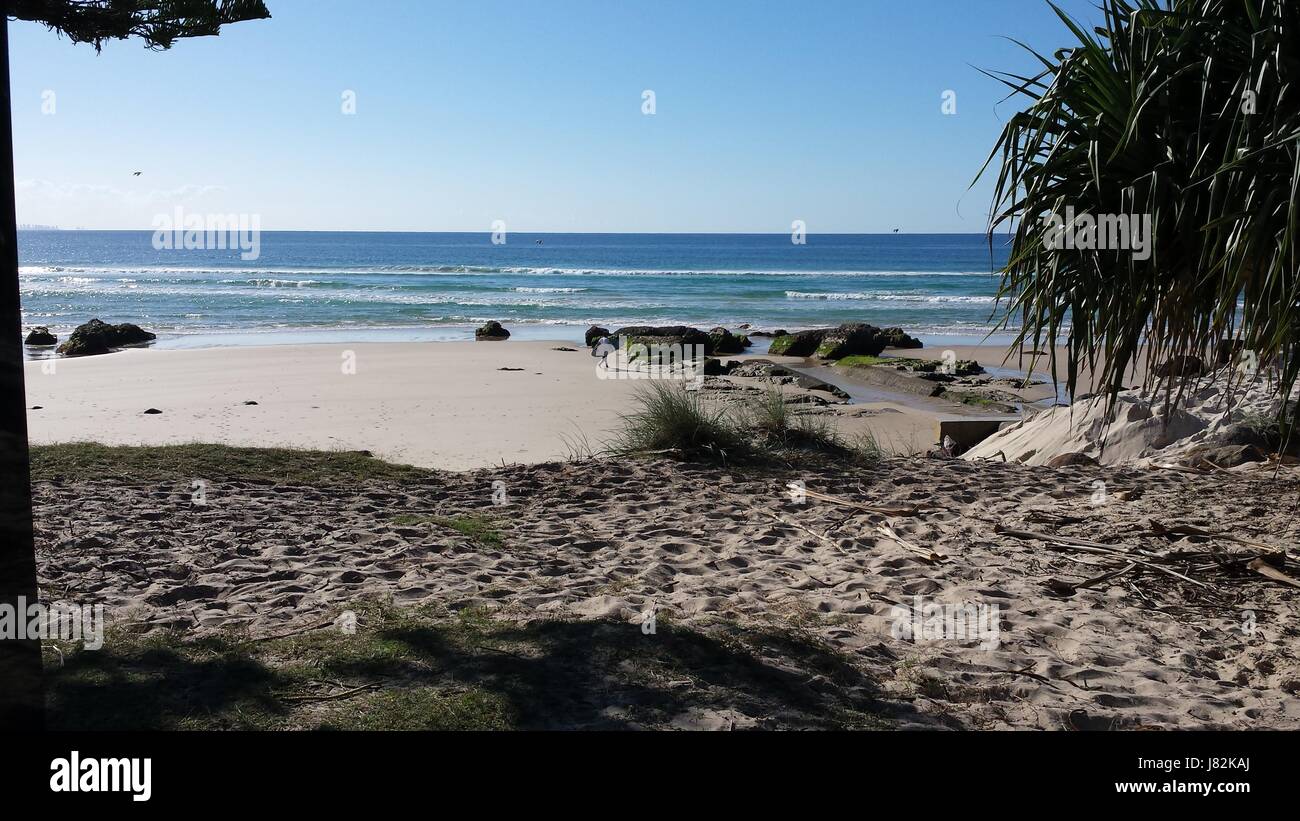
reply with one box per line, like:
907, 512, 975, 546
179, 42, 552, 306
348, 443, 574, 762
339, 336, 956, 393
10, 0, 1101, 233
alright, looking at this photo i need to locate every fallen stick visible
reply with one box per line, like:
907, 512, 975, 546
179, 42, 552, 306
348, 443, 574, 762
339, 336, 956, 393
798, 488, 923, 517
996, 525, 1213, 590
1147, 521, 1277, 552
765, 511, 837, 546
280, 682, 381, 704
1150, 462, 1209, 475
875, 524, 946, 563
995, 525, 1141, 555
1247, 558, 1300, 589
246, 617, 336, 643
1045, 562, 1139, 596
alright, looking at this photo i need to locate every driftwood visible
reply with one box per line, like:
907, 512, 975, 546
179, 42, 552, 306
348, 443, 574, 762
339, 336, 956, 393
1248, 558, 1300, 590
876, 524, 947, 563
793, 486, 924, 517
765, 511, 837, 546
994, 525, 1145, 556
280, 682, 381, 704
1147, 520, 1275, 552
1150, 462, 1210, 475
246, 617, 336, 643
996, 525, 1212, 590
1046, 562, 1140, 596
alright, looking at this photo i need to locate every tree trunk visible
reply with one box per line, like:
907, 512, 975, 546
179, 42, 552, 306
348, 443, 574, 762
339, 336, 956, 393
0, 17, 45, 731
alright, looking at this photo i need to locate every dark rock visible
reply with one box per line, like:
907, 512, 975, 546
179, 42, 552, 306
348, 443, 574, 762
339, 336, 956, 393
497, 367, 524, 371
702, 357, 727, 376
584, 325, 611, 347
895, 358, 985, 377
729, 360, 793, 379
1153, 354, 1205, 378
1046, 452, 1099, 468
24, 326, 57, 346
475, 321, 510, 340
1212, 423, 1273, 450
767, 329, 827, 356
1185, 443, 1267, 468
708, 327, 748, 355
142, 408, 162, 415
610, 325, 712, 354
881, 327, 923, 349
727, 359, 848, 400
56, 319, 156, 356
551, 346, 577, 352
816, 323, 891, 359
797, 374, 850, 399
243, 401, 259, 406
767, 323, 916, 360
30, 406, 42, 410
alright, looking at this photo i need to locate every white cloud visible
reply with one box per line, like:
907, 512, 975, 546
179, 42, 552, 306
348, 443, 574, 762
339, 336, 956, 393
16, 180, 229, 227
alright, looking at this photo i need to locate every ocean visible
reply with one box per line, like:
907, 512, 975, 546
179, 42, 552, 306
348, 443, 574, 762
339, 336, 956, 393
18, 231, 1013, 350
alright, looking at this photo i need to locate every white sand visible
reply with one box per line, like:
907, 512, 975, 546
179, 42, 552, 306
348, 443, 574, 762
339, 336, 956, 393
25, 341, 647, 470
965, 377, 1286, 467
24, 340, 960, 468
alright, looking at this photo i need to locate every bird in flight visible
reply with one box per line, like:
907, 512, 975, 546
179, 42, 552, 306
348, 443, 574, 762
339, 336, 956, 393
132, 171, 142, 176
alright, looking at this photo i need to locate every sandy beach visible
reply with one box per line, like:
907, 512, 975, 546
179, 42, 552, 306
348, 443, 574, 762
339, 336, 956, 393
31, 442, 1300, 730
20, 336, 1300, 730
25, 339, 1020, 468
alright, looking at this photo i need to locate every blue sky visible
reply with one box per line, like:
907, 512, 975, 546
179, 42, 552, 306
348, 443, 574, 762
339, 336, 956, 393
11, 0, 1101, 232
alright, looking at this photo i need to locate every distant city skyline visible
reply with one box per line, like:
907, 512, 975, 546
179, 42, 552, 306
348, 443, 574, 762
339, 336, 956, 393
12, 0, 1102, 233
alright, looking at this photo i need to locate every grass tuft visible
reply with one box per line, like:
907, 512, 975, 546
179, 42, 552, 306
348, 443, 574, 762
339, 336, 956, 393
392, 513, 504, 549
606, 383, 885, 464
606, 382, 751, 462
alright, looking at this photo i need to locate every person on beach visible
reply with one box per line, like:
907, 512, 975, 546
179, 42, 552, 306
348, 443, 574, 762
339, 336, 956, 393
592, 335, 615, 369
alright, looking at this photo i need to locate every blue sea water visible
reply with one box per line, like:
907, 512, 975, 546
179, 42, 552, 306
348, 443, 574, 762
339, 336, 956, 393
18, 231, 1013, 349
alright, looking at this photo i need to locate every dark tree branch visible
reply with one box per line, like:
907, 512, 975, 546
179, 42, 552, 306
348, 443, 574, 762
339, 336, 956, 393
8, 0, 271, 51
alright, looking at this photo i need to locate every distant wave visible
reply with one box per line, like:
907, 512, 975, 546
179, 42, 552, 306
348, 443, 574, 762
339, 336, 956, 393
21, 264, 997, 280
786, 291, 995, 304
220, 278, 326, 288
511, 286, 589, 293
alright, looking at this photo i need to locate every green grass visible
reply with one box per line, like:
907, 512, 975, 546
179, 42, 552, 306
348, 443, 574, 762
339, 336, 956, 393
606, 382, 887, 464
30, 443, 431, 485
321, 688, 514, 731
44, 600, 892, 731
606, 381, 752, 461
747, 389, 849, 453
391, 513, 504, 549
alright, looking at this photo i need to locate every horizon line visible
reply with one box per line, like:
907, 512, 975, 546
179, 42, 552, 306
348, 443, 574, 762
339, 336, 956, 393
18, 228, 1005, 236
